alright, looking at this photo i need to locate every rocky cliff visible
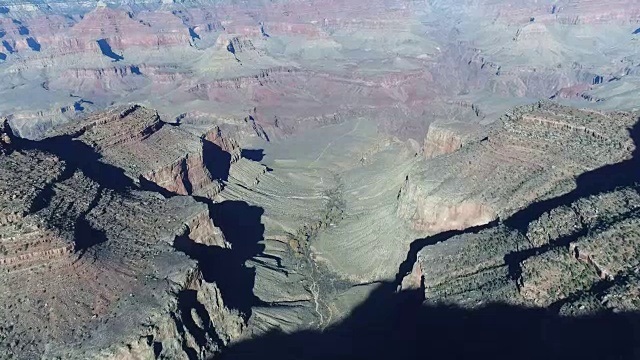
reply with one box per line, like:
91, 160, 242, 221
47, 104, 244, 198
0, 118, 13, 154
410, 175, 640, 313
397, 102, 636, 234
2, 97, 640, 360
422, 121, 482, 159
395, 101, 640, 315
0, 147, 243, 359
0, 104, 258, 359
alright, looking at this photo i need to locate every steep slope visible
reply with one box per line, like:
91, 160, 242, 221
0, 118, 244, 359
406, 167, 640, 313
217, 104, 640, 360
397, 102, 636, 233
398, 103, 640, 312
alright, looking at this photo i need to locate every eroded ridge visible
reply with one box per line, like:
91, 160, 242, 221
397, 104, 640, 316
0, 109, 251, 359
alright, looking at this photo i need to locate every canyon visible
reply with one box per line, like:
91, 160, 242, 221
1, 0, 640, 359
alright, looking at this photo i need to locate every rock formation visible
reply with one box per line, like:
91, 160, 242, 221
422, 121, 483, 159
398, 102, 636, 233
2, 97, 640, 360
3, 0, 638, 143
0, 107, 248, 359
0, 118, 12, 154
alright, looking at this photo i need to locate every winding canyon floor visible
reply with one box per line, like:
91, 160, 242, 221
218, 118, 422, 334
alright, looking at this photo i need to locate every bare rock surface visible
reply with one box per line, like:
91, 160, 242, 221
397, 103, 640, 317
423, 121, 483, 159
0, 115, 244, 359
0, 118, 13, 154
397, 102, 637, 233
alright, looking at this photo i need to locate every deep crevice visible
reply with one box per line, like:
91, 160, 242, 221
394, 219, 499, 287
174, 199, 267, 317
177, 289, 223, 349
203, 141, 231, 182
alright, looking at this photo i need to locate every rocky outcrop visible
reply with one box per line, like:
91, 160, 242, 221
142, 152, 218, 196
50, 105, 240, 197
397, 190, 496, 233
204, 126, 242, 162
139, 123, 246, 197
397, 102, 636, 235
409, 180, 640, 310
423, 122, 481, 159
0, 122, 246, 359
53, 104, 163, 147
396, 101, 640, 316
215, 34, 257, 54
185, 211, 228, 249
0, 119, 13, 154
98, 270, 245, 360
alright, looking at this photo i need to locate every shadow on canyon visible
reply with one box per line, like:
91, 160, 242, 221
18, 135, 136, 194
505, 118, 640, 232
240, 149, 265, 162
223, 282, 640, 360
203, 140, 231, 181
17, 135, 140, 253
96, 38, 123, 61
16, 131, 270, 317
224, 119, 640, 359
175, 200, 267, 317
394, 220, 499, 286
177, 289, 223, 359
501, 119, 640, 286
